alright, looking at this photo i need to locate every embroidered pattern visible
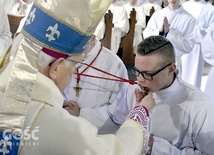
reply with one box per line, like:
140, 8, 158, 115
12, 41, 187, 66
0, 135, 12, 155
46, 23, 60, 41
26, 8, 36, 25
128, 105, 150, 155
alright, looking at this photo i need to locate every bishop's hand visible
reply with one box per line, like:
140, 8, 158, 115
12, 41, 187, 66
63, 100, 80, 116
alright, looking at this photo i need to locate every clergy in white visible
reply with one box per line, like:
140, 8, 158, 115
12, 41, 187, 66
94, 0, 129, 53
63, 37, 136, 134
0, 0, 153, 154
135, 35, 214, 154
143, 0, 196, 77
124, 0, 146, 54
0, 4, 12, 56
181, 0, 214, 88
201, 25, 214, 103
142, 0, 162, 17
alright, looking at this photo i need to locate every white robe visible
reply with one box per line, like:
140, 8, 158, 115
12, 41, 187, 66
150, 74, 214, 154
0, 59, 145, 155
143, 6, 196, 76
94, 3, 129, 53
201, 25, 214, 102
0, 4, 12, 56
181, 0, 214, 88
0, 0, 17, 14
142, 2, 162, 16
63, 40, 136, 134
123, 3, 146, 54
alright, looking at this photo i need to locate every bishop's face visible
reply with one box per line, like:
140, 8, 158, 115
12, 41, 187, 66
135, 53, 175, 92
50, 53, 84, 92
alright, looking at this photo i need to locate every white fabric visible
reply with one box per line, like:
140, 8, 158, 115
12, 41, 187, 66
0, 59, 145, 155
0, 0, 17, 14
143, 6, 196, 77
181, 0, 214, 88
150, 74, 214, 155
109, 2, 130, 52
63, 40, 136, 134
16, 3, 33, 34
124, 3, 146, 54
94, 2, 129, 53
0, 4, 12, 56
142, 2, 162, 16
201, 25, 214, 102
138, 0, 162, 6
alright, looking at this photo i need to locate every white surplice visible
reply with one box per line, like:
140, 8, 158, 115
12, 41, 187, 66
201, 25, 214, 103
143, 6, 196, 76
150, 73, 214, 154
181, 0, 214, 88
0, 59, 145, 155
123, 2, 146, 54
63, 40, 136, 134
0, 4, 12, 56
142, 2, 162, 16
94, 2, 129, 53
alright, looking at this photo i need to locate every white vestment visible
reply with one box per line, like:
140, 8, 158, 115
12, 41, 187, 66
150, 74, 214, 154
123, 3, 146, 54
181, 0, 214, 88
63, 40, 136, 134
201, 25, 214, 102
142, 2, 162, 16
0, 5, 12, 56
94, 3, 129, 53
0, 0, 17, 14
0, 59, 145, 155
143, 6, 196, 76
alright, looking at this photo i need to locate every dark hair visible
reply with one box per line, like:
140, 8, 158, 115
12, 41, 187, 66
137, 35, 175, 65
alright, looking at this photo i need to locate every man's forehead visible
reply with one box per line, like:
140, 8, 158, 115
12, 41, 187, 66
135, 54, 162, 69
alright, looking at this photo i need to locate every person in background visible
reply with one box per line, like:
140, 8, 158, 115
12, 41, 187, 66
132, 35, 214, 154
0, 4, 12, 56
124, 0, 146, 54
201, 25, 214, 102
181, 0, 214, 88
143, 0, 196, 79
142, 0, 162, 16
63, 34, 138, 134
94, 0, 129, 53
0, 0, 155, 154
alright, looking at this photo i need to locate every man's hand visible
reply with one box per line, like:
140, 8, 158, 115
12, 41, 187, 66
135, 91, 155, 111
160, 17, 170, 34
135, 88, 148, 104
63, 100, 80, 116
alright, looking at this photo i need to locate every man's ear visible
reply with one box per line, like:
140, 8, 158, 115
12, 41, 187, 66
49, 58, 64, 80
168, 63, 176, 74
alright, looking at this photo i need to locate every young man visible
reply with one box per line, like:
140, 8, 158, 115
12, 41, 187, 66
132, 35, 214, 154
143, 0, 196, 77
0, 0, 155, 154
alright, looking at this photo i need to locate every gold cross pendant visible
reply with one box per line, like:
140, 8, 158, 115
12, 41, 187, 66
73, 83, 82, 97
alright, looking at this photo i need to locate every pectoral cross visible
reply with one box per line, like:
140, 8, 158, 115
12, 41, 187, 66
73, 83, 82, 97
